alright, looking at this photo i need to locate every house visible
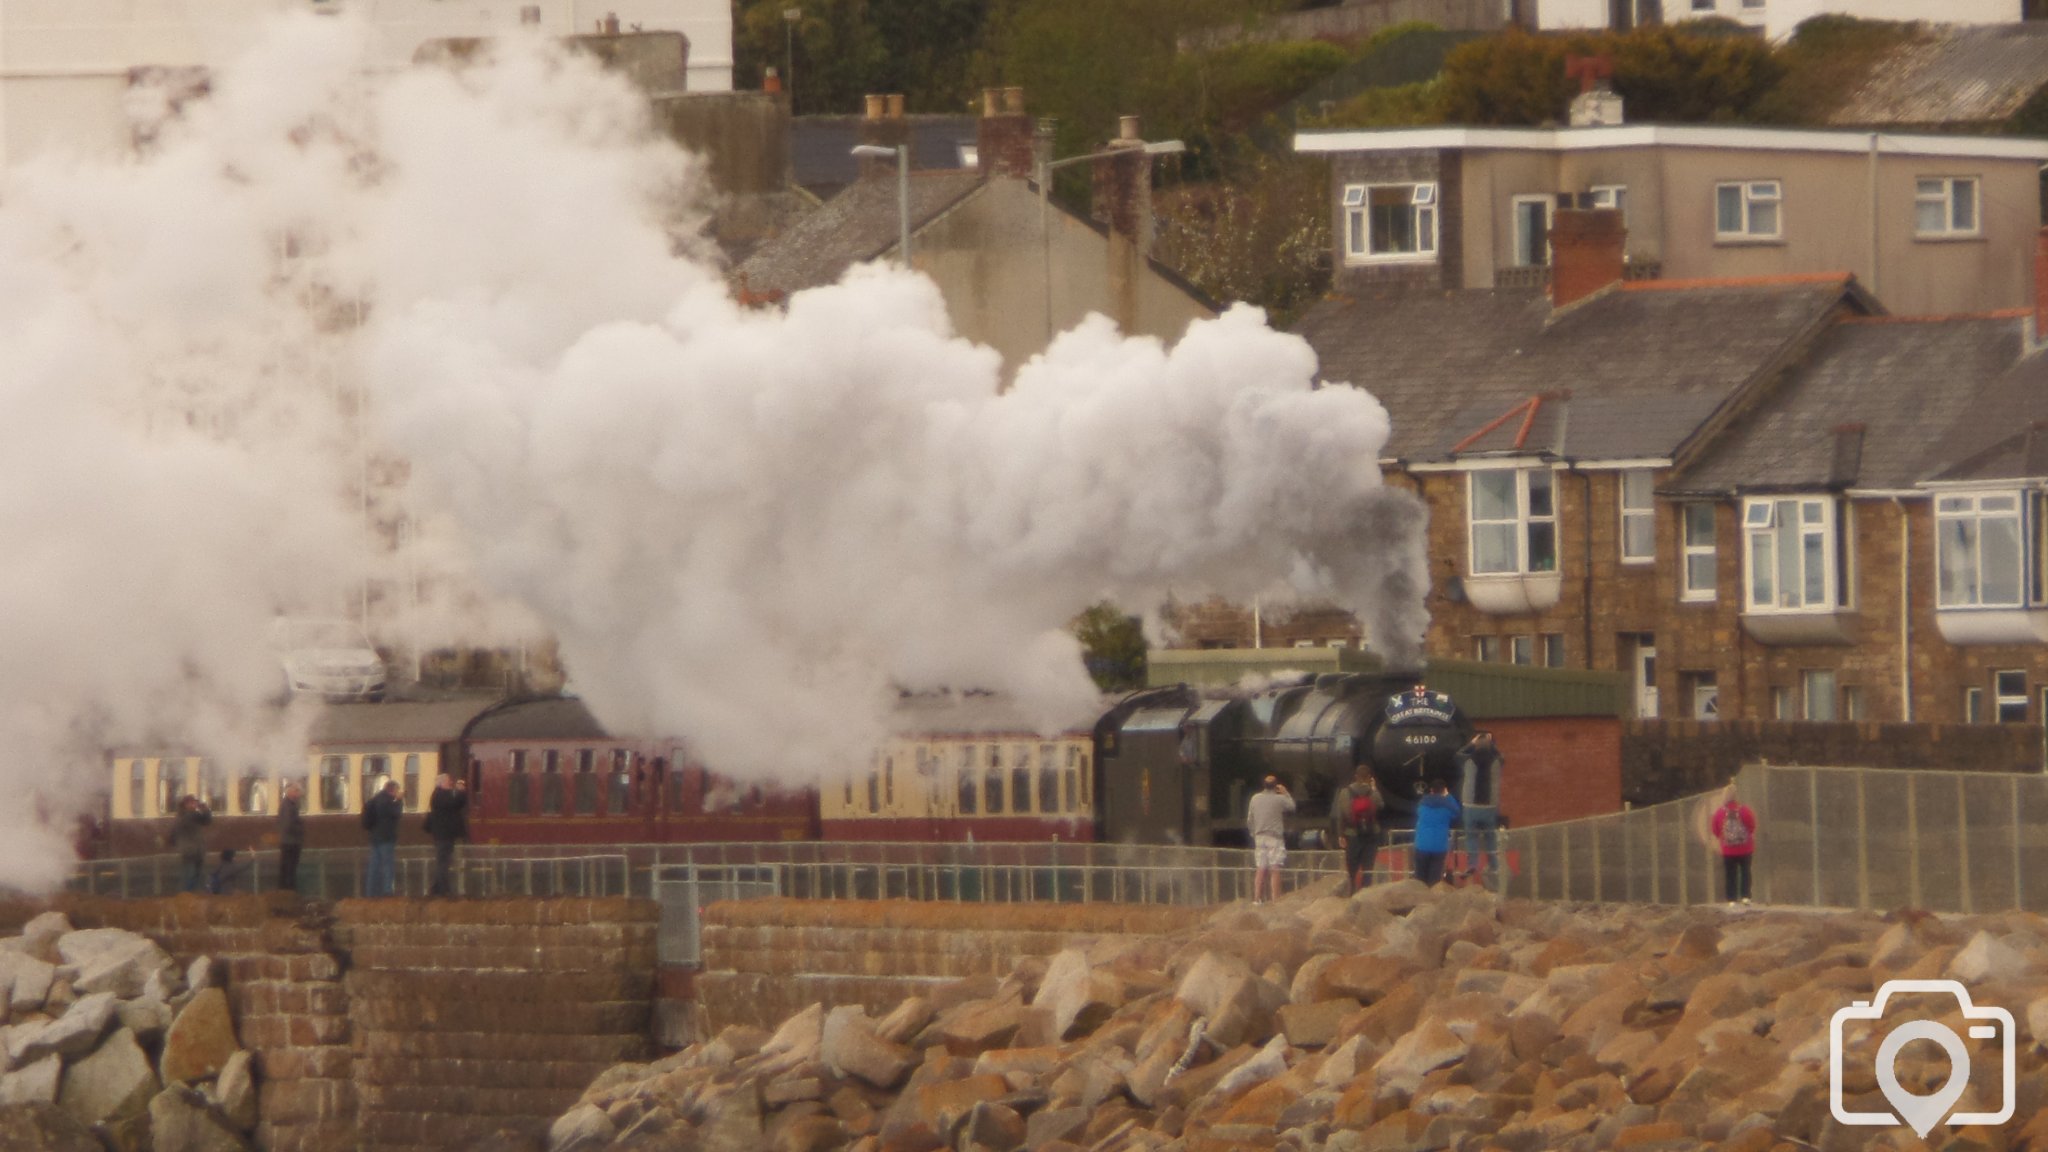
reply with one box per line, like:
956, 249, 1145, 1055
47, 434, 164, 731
1293, 122, 2048, 317
1829, 22, 2048, 133
789, 105, 980, 201
0, 0, 733, 168
737, 91, 1219, 375
1537, 0, 2022, 39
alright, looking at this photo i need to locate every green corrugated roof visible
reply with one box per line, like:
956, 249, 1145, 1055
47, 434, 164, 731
1147, 649, 1624, 718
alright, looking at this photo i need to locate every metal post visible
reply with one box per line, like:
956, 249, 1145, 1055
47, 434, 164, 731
2014, 775, 2025, 912
896, 145, 911, 268
1810, 769, 1822, 909
1907, 771, 1922, 909
1856, 769, 1870, 912
1956, 773, 1972, 914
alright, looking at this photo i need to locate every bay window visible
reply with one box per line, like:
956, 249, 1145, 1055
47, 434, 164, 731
1470, 468, 1557, 575
1936, 493, 2023, 608
1743, 496, 1846, 612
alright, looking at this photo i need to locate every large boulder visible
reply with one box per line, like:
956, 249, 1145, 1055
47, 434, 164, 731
27, 993, 118, 1064
59, 933, 172, 1001
212, 1050, 256, 1132
1174, 952, 1283, 1049
546, 1103, 615, 1152
1032, 950, 1120, 1041
817, 1007, 913, 1090
159, 990, 238, 1085
58, 1028, 157, 1127
0, 1102, 99, 1152
0, 1055, 61, 1107
7, 916, 72, 964
149, 1086, 251, 1152
1947, 931, 2027, 986
1372, 1018, 1469, 1097
0, 953, 56, 1014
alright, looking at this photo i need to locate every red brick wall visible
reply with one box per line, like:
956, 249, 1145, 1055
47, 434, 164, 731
1487, 716, 1622, 827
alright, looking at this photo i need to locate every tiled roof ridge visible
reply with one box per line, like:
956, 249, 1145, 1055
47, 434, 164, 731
1837, 308, 2030, 325
1622, 272, 1852, 294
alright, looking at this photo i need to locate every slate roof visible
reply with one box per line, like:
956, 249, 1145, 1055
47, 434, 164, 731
791, 115, 981, 196
1673, 314, 2028, 495
1292, 275, 1861, 464
1925, 346, 2048, 484
737, 169, 987, 296
465, 697, 613, 742
1832, 24, 2048, 129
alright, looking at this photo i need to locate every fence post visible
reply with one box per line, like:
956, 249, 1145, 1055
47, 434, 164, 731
1907, 772, 1922, 909
1956, 773, 1972, 915
1809, 769, 1821, 909
1560, 825, 1571, 902
1855, 769, 1870, 912
2014, 775, 2025, 913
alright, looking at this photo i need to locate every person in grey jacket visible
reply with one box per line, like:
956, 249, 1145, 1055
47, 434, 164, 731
1456, 731, 1503, 885
1247, 775, 1295, 905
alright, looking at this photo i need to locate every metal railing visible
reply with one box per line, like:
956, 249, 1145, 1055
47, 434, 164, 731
67, 847, 629, 901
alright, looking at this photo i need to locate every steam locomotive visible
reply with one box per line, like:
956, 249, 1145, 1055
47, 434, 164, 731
1094, 671, 1471, 846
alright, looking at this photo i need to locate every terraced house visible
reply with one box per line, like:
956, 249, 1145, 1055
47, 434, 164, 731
1289, 121, 2048, 728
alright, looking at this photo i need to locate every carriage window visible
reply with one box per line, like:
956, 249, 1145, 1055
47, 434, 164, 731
129, 761, 147, 819
403, 754, 421, 809
662, 755, 683, 812
575, 749, 598, 815
956, 755, 978, 815
507, 750, 531, 815
867, 766, 880, 813
1080, 750, 1091, 804
608, 750, 631, 815
884, 757, 895, 807
197, 760, 229, 813
158, 758, 186, 815
985, 760, 1006, 815
1011, 747, 1031, 815
239, 768, 269, 816
363, 755, 391, 809
319, 756, 349, 814
541, 750, 563, 815
843, 776, 854, 808
1038, 745, 1059, 813
1064, 746, 1079, 812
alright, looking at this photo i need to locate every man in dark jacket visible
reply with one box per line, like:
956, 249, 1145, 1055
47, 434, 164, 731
1456, 731, 1503, 887
1329, 766, 1381, 895
362, 779, 404, 897
170, 795, 212, 893
277, 781, 305, 893
425, 774, 469, 897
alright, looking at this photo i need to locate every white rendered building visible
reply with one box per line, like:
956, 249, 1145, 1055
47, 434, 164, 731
0, 0, 732, 167
1538, 0, 2021, 39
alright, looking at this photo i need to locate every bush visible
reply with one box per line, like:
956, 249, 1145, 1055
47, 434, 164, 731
1437, 23, 1780, 126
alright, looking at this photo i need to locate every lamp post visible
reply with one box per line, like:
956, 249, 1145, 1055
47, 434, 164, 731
850, 143, 911, 267
1036, 138, 1184, 342
782, 8, 800, 109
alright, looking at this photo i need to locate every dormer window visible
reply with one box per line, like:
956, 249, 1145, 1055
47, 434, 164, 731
1345, 183, 1438, 264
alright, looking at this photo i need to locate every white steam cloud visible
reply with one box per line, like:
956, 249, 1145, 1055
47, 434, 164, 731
0, 14, 1424, 883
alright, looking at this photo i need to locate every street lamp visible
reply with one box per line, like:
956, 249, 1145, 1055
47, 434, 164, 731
851, 143, 911, 267
782, 8, 800, 109
1037, 138, 1184, 341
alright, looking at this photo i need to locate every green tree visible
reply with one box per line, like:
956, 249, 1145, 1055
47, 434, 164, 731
1437, 23, 1778, 127
1073, 603, 1147, 692
732, 0, 991, 115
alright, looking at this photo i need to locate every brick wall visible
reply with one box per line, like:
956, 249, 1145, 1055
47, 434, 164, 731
1488, 715, 1621, 827
1622, 718, 2044, 805
0, 895, 656, 1152
695, 900, 1203, 1032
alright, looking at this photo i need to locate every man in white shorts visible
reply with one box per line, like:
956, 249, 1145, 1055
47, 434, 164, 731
1247, 775, 1295, 904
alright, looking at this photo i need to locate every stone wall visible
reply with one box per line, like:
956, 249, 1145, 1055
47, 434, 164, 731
0, 894, 656, 1152
695, 900, 1205, 1034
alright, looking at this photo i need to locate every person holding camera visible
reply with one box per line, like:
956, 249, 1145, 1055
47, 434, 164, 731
277, 781, 305, 893
1246, 775, 1295, 905
1713, 783, 1757, 906
1456, 731, 1503, 885
425, 773, 470, 897
1330, 765, 1381, 895
362, 778, 404, 898
169, 794, 212, 894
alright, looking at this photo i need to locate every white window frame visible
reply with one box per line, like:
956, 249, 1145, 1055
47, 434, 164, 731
1541, 633, 1566, 668
1510, 635, 1535, 666
1681, 501, 1717, 601
1914, 176, 1980, 239
1742, 496, 1847, 614
1589, 184, 1628, 225
1801, 669, 1836, 721
1344, 182, 1438, 265
1715, 180, 1782, 241
1620, 470, 1655, 564
1474, 636, 1501, 662
1469, 467, 1559, 577
1511, 194, 1553, 268
1936, 492, 2025, 609
1965, 686, 1985, 723
1995, 670, 2027, 723
1771, 686, 1794, 720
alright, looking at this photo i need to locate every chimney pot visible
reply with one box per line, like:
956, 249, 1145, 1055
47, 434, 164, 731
1118, 115, 1141, 142
1002, 86, 1025, 115
864, 94, 886, 120
601, 11, 620, 35
885, 93, 905, 119
763, 66, 781, 94
981, 88, 1001, 118
1550, 208, 1627, 310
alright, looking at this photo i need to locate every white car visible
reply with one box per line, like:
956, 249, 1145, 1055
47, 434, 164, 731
272, 617, 387, 701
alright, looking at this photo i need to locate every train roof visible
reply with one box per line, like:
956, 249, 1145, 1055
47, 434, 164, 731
464, 696, 613, 742
889, 692, 1115, 739
309, 697, 502, 746
1145, 648, 1625, 719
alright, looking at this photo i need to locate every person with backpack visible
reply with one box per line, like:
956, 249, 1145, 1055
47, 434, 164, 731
362, 778, 404, 898
1330, 765, 1381, 895
1456, 731, 1503, 887
1712, 783, 1757, 906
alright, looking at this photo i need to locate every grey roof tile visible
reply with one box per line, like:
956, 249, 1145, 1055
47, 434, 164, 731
1832, 23, 2048, 128
1675, 314, 2027, 493
791, 115, 981, 195
1925, 345, 2048, 483
1293, 277, 1855, 463
737, 170, 987, 295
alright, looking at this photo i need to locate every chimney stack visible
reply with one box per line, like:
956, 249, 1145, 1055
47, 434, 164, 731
1092, 116, 1154, 336
1550, 208, 1627, 310
977, 86, 1035, 180
857, 93, 910, 180
600, 11, 620, 35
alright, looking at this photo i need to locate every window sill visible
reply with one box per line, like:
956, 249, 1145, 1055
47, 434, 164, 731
1345, 254, 1438, 267
1934, 607, 2048, 645
1465, 571, 1563, 614
1679, 592, 1717, 604
1912, 232, 1985, 244
1713, 236, 1785, 248
1620, 556, 1655, 566
1740, 610, 1858, 646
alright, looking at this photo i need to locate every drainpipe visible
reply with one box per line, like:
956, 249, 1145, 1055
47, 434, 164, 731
1867, 133, 1882, 300
1576, 463, 1594, 670
1893, 495, 1912, 722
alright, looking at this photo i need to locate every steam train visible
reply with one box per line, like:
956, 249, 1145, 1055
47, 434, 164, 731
96, 670, 1469, 855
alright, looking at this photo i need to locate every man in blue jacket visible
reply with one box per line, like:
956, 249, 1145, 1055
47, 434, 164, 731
1413, 781, 1461, 886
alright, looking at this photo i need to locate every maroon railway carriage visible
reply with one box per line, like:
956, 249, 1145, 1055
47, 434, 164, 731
461, 697, 816, 845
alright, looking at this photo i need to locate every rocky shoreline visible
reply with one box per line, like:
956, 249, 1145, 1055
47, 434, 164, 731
538, 881, 2048, 1152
